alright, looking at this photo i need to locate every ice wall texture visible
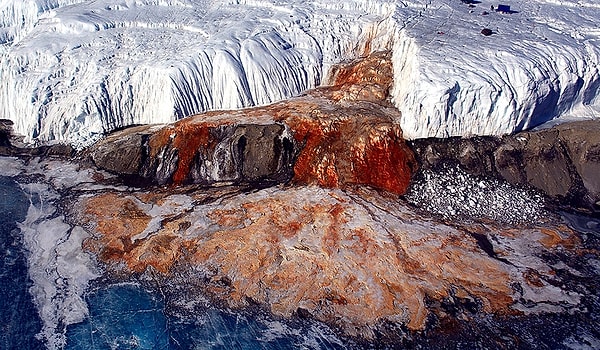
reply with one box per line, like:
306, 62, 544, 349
0, 0, 396, 149
1, 0, 599, 148
391, 0, 600, 139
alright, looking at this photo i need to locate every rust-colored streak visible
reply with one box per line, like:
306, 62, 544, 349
283, 114, 417, 195
285, 117, 328, 185
321, 203, 346, 257
147, 117, 230, 185
172, 123, 213, 184
354, 126, 417, 194
330, 51, 393, 88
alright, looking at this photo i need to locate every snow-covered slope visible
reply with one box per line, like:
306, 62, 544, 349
0, 0, 599, 147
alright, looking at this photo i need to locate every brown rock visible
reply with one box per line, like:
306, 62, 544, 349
90, 125, 159, 175
142, 120, 296, 186
556, 120, 600, 204
522, 130, 573, 197
409, 119, 600, 211
494, 140, 526, 184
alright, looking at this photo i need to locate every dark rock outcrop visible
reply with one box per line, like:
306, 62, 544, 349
0, 119, 74, 158
89, 121, 298, 187
88, 125, 155, 176
409, 120, 600, 212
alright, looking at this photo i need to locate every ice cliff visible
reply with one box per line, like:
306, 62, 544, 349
391, 0, 600, 139
1, 0, 599, 148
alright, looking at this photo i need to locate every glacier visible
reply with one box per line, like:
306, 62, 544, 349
391, 0, 600, 139
1, 0, 599, 148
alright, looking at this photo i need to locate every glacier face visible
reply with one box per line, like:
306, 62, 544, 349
391, 0, 600, 139
0, 0, 396, 148
0, 0, 599, 147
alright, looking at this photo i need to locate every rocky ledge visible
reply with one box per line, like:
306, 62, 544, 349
85, 51, 417, 195
409, 120, 600, 214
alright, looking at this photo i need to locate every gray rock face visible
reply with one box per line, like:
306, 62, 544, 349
409, 120, 600, 212
556, 121, 600, 204
89, 125, 157, 176
0, 119, 74, 158
87, 122, 297, 187
187, 124, 295, 186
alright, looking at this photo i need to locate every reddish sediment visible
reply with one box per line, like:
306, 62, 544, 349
77, 187, 522, 335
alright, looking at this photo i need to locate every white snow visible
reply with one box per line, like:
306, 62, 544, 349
5, 157, 119, 350
18, 181, 99, 350
1, 0, 599, 147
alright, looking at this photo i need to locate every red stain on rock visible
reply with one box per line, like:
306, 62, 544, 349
149, 119, 220, 185
354, 125, 416, 194
327, 51, 393, 102
171, 124, 212, 184
276, 109, 417, 194
75, 186, 524, 336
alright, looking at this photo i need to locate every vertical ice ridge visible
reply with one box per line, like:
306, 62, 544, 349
390, 0, 600, 139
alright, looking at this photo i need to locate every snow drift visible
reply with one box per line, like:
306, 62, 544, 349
0, 0, 599, 148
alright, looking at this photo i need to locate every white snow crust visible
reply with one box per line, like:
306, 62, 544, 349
1, 0, 599, 147
18, 182, 99, 350
391, 0, 600, 139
